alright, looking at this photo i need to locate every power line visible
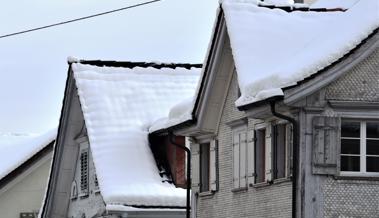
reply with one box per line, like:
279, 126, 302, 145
0, 0, 161, 39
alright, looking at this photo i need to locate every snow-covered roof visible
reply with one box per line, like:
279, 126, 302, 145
221, 0, 379, 107
72, 62, 200, 208
0, 129, 56, 181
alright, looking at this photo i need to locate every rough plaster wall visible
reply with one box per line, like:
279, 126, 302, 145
0, 158, 51, 218
196, 71, 292, 218
68, 148, 105, 218
323, 178, 379, 218
326, 48, 379, 102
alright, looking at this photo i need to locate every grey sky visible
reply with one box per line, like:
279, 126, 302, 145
0, 0, 219, 133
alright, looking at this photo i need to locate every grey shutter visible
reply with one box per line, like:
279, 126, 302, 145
265, 125, 273, 182
247, 130, 255, 185
239, 132, 247, 188
286, 124, 293, 177
312, 116, 340, 175
210, 140, 218, 191
191, 143, 200, 193
233, 131, 240, 189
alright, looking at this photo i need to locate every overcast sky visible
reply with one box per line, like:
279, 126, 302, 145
0, 0, 219, 133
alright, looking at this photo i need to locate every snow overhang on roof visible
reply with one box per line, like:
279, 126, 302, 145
0, 128, 56, 182
221, 0, 379, 107
72, 62, 200, 208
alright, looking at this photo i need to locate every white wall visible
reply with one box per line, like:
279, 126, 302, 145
0, 154, 51, 218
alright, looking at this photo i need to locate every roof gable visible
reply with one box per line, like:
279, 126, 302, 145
72, 61, 200, 207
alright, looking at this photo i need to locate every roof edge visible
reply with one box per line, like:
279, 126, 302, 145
75, 60, 202, 70
0, 140, 54, 190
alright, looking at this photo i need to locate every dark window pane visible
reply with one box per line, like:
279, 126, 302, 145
341, 139, 360, 154
367, 140, 379, 155
341, 121, 360, 138
273, 124, 286, 179
200, 143, 210, 192
367, 157, 379, 172
367, 122, 379, 139
341, 156, 360, 172
255, 129, 266, 183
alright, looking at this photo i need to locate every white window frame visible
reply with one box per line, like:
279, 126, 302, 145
340, 120, 379, 177
272, 121, 291, 181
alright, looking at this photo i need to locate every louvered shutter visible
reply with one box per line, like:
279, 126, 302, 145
239, 132, 247, 188
265, 125, 273, 182
191, 143, 200, 193
233, 131, 240, 189
247, 130, 255, 185
312, 116, 340, 175
210, 140, 218, 191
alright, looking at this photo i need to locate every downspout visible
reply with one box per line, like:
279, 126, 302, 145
169, 132, 191, 218
270, 101, 298, 218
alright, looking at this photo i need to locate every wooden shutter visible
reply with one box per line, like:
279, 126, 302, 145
265, 125, 273, 182
286, 124, 293, 177
312, 116, 340, 175
210, 140, 218, 191
239, 132, 247, 188
233, 131, 240, 189
191, 143, 200, 193
247, 130, 255, 185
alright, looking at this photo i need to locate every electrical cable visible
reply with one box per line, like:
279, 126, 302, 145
0, 0, 160, 39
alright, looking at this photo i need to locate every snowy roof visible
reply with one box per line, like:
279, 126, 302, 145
72, 62, 200, 208
221, 0, 379, 107
0, 129, 56, 181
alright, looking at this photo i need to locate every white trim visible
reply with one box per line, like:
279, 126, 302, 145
340, 120, 379, 175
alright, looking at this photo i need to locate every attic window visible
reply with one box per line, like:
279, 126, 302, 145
80, 150, 89, 194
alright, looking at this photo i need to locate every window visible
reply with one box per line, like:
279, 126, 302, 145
20, 213, 37, 218
255, 128, 266, 184
273, 124, 288, 180
341, 120, 379, 174
200, 142, 210, 192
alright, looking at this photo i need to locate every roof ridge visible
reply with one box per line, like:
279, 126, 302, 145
257, 3, 347, 12
74, 60, 202, 70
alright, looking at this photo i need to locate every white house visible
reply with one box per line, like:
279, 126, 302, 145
0, 129, 56, 218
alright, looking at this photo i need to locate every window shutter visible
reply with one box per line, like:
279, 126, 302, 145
247, 130, 255, 185
210, 140, 218, 191
191, 143, 200, 193
239, 132, 247, 188
233, 131, 240, 189
79, 145, 89, 196
265, 125, 273, 182
312, 116, 340, 175
286, 124, 293, 177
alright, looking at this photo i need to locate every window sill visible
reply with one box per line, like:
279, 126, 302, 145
198, 191, 214, 197
251, 182, 270, 188
231, 187, 248, 193
335, 173, 379, 181
273, 177, 292, 184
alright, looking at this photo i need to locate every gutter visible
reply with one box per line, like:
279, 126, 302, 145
270, 101, 298, 218
169, 132, 191, 218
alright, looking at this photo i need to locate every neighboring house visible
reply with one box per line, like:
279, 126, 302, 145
40, 60, 201, 218
0, 130, 55, 218
151, 0, 379, 218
